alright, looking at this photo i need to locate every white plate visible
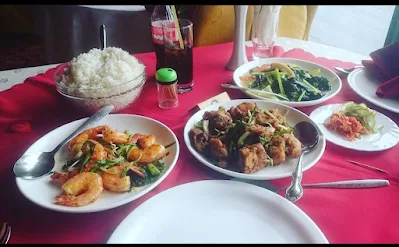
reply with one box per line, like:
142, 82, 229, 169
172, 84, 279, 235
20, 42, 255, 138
15, 114, 180, 213
107, 180, 328, 244
183, 99, 326, 180
309, 104, 399, 151
347, 68, 399, 114
232, 58, 342, 108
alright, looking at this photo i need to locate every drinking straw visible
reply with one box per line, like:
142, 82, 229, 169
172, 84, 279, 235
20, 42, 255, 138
170, 5, 184, 50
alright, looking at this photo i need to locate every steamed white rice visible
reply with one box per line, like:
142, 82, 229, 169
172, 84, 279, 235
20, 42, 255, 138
60, 47, 145, 91
57, 47, 146, 113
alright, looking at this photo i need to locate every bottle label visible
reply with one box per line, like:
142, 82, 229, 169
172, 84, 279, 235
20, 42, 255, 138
152, 20, 179, 45
151, 20, 164, 45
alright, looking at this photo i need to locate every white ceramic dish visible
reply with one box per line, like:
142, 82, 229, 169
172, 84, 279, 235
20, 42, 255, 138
309, 103, 399, 152
107, 180, 329, 244
347, 68, 399, 114
232, 57, 342, 108
183, 99, 326, 180
15, 114, 179, 213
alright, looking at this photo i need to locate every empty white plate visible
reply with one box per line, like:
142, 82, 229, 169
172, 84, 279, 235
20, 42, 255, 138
348, 68, 399, 114
107, 180, 328, 244
309, 103, 399, 151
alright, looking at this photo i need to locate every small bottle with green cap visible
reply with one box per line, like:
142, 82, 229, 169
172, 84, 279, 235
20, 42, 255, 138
156, 68, 179, 109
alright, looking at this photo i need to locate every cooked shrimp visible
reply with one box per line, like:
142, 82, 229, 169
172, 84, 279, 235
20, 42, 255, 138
50, 160, 98, 185
127, 144, 166, 164
129, 133, 156, 148
103, 128, 129, 144
51, 169, 79, 185
137, 135, 156, 149
129, 133, 142, 143
55, 172, 103, 207
101, 163, 131, 193
82, 161, 97, 172
127, 148, 143, 162
81, 140, 107, 161
68, 125, 108, 158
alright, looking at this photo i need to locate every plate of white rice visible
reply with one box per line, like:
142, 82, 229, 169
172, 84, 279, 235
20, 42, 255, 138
54, 47, 146, 113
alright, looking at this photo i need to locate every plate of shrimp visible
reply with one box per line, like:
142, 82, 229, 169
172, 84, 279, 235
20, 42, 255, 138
15, 114, 179, 213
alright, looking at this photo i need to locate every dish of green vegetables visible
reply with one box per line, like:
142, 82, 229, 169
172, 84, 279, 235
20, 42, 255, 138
232, 58, 342, 108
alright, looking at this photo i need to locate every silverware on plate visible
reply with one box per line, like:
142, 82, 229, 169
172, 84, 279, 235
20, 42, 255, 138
334, 65, 363, 75
221, 84, 289, 101
13, 105, 114, 180
0, 222, 11, 244
285, 121, 320, 203
100, 24, 107, 50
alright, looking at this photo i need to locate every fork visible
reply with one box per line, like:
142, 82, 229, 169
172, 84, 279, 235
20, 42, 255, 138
0, 222, 11, 244
334, 65, 364, 75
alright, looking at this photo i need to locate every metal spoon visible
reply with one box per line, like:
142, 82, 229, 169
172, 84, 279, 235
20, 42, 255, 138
13, 105, 114, 180
285, 121, 320, 202
231, 178, 390, 194
0, 222, 11, 244
100, 24, 107, 49
221, 84, 290, 101
335, 65, 363, 75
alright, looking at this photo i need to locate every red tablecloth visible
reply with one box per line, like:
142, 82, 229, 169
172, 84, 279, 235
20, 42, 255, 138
1, 42, 398, 244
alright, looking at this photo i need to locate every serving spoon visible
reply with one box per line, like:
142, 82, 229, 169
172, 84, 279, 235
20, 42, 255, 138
221, 84, 290, 101
285, 121, 320, 202
100, 24, 107, 49
0, 222, 11, 244
13, 105, 114, 180
334, 65, 363, 75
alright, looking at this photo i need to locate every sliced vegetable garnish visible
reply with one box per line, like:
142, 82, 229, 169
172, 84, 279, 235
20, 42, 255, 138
120, 166, 129, 178
335, 101, 383, 133
194, 120, 203, 130
147, 163, 161, 176
308, 69, 321, 76
274, 68, 286, 95
237, 131, 251, 147
124, 130, 133, 136
302, 79, 321, 94
297, 91, 306, 102
165, 141, 176, 149
79, 152, 92, 172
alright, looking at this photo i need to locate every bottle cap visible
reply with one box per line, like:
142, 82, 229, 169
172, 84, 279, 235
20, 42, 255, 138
156, 68, 178, 85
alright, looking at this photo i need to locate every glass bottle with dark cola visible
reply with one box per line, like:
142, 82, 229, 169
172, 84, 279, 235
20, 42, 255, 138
151, 5, 173, 71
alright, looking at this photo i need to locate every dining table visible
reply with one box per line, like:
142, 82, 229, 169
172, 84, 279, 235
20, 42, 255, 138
1, 37, 398, 244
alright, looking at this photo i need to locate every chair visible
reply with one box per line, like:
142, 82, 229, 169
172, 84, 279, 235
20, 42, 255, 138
191, 5, 318, 47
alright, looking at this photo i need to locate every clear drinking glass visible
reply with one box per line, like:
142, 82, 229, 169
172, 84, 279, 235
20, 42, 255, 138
251, 5, 281, 60
162, 19, 194, 94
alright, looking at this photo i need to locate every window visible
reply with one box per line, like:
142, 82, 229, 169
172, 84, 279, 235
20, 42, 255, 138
309, 5, 395, 55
